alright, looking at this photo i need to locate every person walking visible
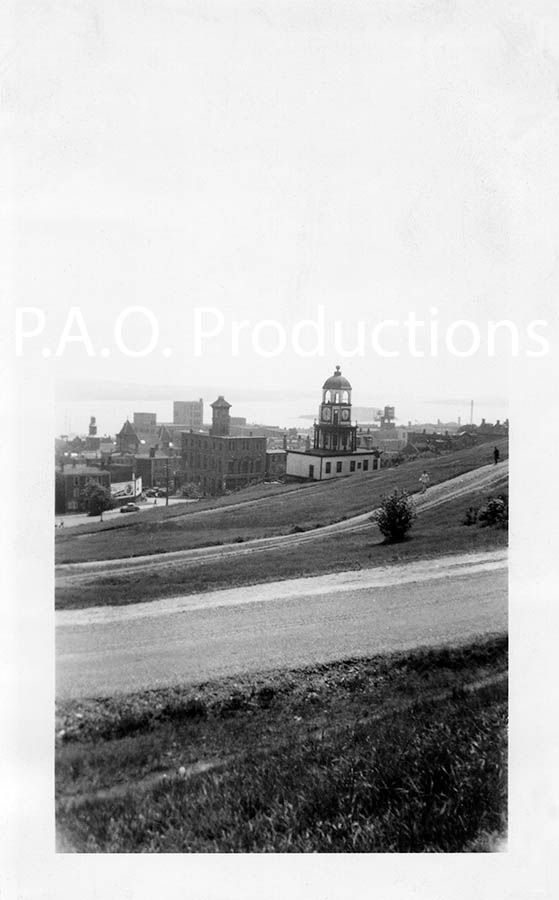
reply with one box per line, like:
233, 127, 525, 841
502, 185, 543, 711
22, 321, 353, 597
493, 446, 500, 465
419, 470, 430, 493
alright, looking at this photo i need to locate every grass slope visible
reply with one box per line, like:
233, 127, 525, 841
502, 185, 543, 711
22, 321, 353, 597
55, 439, 508, 565
56, 474, 508, 610
56, 636, 507, 853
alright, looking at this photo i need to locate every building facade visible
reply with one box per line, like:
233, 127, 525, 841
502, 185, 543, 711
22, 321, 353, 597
265, 449, 287, 479
55, 465, 111, 514
173, 399, 204, 429
181, 396, 267, 495
286, 367, 380, 481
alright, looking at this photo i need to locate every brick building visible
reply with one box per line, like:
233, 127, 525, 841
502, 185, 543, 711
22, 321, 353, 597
181, 396, 267, 495
134, 450, 183, 491
55, 464, 111, 514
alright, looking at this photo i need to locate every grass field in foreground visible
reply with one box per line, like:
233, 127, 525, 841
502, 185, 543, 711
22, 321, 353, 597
56, 473, 508, 610
55, 439, 508, 565
56, 635, 507, 853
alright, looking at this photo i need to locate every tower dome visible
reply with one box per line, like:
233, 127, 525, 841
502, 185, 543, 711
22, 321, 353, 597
322, 365, 352, 392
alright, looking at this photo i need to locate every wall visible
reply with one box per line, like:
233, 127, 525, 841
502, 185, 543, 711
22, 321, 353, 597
182, 432, 267, 495
286, 451, 380, 481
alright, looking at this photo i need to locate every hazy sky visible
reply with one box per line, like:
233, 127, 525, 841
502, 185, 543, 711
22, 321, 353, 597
6, 0, 558, 425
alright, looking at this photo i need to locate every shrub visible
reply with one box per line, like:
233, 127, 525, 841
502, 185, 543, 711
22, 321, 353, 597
478, 494, 508, 529
371, 489, 417, 542
463, 506, 479, 527
182, 482, 203, 499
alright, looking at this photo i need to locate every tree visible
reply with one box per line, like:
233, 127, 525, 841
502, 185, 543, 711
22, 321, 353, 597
478, 494, 508, 529
371, 489, 417, 542
81, 481, 113, 519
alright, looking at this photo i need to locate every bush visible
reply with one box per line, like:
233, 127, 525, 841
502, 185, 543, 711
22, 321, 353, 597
478, 494, 508, 529
371, 489, 417, 542
182, 482, 203, 499
463, 506, 479, 526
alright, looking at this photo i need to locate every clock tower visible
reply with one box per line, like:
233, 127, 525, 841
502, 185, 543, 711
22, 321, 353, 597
313, 365, 357, 453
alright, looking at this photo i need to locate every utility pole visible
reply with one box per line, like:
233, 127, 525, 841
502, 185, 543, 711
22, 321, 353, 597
165, 457, 169, 507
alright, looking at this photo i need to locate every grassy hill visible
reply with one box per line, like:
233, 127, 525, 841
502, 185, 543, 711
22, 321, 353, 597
56, 438, 508, 565
56, 635, 507, 853
56, 462, 508, 611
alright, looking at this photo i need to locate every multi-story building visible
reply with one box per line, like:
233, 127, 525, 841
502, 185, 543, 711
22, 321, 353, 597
55, 464, 111, 514
181, 396, 267, 495
133, 412, 157, 430
173, 399, 204, 429
265, 449, 287, 480
133, 449, 183, 492
286, 366, 381, 481
116, 418, 176, 454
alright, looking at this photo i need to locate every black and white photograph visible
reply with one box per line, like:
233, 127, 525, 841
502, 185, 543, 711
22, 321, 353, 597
3, 0, 559, 897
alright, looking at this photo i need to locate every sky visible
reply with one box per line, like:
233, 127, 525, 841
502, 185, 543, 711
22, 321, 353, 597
5, 0, 559, 431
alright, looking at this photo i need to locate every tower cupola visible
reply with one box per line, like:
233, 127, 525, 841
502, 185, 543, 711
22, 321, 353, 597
313, 366, 357, 453
210, 396, 232, 436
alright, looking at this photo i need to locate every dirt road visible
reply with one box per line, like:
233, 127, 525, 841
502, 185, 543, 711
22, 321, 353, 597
56, 549, 507, 699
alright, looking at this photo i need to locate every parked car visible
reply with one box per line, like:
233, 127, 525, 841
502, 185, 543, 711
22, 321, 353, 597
145, 490, 156, 497
120, 503, 140, 513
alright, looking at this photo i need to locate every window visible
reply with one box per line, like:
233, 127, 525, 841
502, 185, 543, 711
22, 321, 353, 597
350, 461, 356, 472
357, 462, 362, 469
309, 465, 314, 478
325, 462, 331, 474
336, 461, 342, 473
363, 459, 369, 471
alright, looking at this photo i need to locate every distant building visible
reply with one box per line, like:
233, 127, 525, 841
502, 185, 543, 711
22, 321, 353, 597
173, 399, 204, 429
55, 416, 114, 467
133, 412, 157, 429
404, 417, 509, 457
286, 367, 380, 481
181, 396, 267, 495
116, 418, 178, 455
265, 449, 287, 480
133, 449, 183, 491
55, 464, 111, 514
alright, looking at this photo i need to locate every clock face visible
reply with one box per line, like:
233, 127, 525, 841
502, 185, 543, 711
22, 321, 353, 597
341, 408, 350, 421
321, 406, 332, 421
